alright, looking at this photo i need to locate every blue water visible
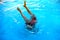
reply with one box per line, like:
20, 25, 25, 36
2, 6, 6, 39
0, 0, 60, 40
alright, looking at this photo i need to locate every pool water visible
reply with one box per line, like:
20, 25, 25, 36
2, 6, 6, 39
0, 0, 60, 40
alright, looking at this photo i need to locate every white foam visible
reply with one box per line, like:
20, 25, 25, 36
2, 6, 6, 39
4, 4, 21, 11
2, 0, 15, 2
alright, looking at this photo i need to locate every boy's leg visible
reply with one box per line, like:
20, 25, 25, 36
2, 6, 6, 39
24, 0, 34, 16
17, 7, 30, 23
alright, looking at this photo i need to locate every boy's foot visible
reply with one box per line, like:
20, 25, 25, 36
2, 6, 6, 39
17, 7, 22, 13
17, 7, 20, 11
24, 0, 26, 7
